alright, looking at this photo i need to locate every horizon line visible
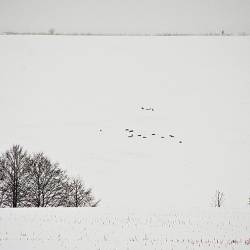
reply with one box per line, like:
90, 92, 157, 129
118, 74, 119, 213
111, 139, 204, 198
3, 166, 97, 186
1, 31, 250, 37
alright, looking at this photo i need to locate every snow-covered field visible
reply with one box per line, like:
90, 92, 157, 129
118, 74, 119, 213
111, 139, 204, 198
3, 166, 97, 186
0, 36, 250, 209
0, 36, 250, 249
0, 208, 249, 250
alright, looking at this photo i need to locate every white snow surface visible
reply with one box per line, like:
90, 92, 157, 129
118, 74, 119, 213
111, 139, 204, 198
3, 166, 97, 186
0, 36, 250, 210
0, 208, 249, 250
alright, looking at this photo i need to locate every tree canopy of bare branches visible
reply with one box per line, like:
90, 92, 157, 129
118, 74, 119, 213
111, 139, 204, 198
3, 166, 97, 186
0, 145, 100, 208
65, 177, 100, 207
0, 145, 29, 207
26, 153, 68, 207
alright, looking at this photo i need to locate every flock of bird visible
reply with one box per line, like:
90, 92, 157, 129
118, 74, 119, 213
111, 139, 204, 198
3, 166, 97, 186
125, 128, 182, 143
141, 106, 154, 111
98, 106, 183, 144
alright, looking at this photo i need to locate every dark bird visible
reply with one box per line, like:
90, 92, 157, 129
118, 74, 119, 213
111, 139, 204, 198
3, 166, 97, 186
129, 130, 134, 133
152, 133, 156, 136
128, 134, 133, 138
169, 135, 174, 138
179, 141, 182, 143
137, 135, 142, 137
142, 136, 147, 138
151, 108, 154, 111
141, 107, 144, 110
125, 128, 129, 131
161, 136, 165, 139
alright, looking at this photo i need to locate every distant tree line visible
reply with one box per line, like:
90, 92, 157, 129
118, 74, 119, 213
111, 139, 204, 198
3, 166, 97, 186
0, 145, 100, 208
2, 30, 250, 36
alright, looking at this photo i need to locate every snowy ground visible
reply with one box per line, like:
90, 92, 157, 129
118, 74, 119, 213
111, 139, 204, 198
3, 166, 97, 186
0, 36, 250, 209
0, 33, 250, 250
0, 208, 249, 250
0, 36, 250, 250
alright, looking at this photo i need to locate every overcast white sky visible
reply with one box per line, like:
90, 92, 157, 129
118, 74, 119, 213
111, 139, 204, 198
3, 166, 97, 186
0, 0, 250, 34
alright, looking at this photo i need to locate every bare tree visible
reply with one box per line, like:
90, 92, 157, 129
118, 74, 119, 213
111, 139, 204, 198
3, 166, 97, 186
0, 145, 100, 208
0, 145, 30, 207
65, 177, 100, 207
49, 28, 55, 35
26, 153, 68, 207
213, 190, 224, 208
